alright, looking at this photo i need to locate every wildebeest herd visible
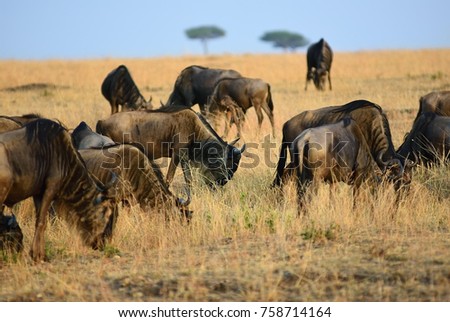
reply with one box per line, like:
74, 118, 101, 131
1, 39, 449, 262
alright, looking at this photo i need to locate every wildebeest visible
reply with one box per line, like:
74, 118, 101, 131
0, 119, 117, 262
305, 38, 333, 91
397, 112, 450, 165
0, 212, 23, 253
273, 100, 411, 188
292, 118, 381, 210
78, 144, 192, 219
72, 121, 115, 149
166, 65, 242, 114
96, 108, 245, 201
206, 77, 275, 138
101, 65, 153, 114
413, 91, 450, 123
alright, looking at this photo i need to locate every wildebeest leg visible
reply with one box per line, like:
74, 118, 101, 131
227, 104, 243, 139
328, 71, 332, 90
223, 109, 232, 138
166, 155, 180, 185
31, 186, 57, 262
304, 72, 311, 91
261, 102, 275, 137
179, 158, 192, 203
252, 100, 265, 131
110, 98, 119, 114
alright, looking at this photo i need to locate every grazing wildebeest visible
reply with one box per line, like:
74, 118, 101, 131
96, 108, 245, 201
72, 121, 115, 149
0, 213, 23, 253
166, 65, 242, 114
206, 77, 276, 138
101, 65, 153, 114
273, 100, 411, 189
292, 118, 383, 210
413, 91, 450, 123
305, 38, 333, 91
0, 119, 117, 262
397, 113, 450, 165
78, 144, 192, 220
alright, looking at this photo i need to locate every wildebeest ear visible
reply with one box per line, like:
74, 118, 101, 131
240, 144, 246, 154
148, 96, 153, 102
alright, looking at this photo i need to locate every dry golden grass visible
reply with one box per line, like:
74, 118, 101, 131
0, 50, 449, 301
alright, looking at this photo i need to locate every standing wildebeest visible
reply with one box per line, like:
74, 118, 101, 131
305, 38, 333, 91
101, 65, 153, 114
206, 77, 276, 138
292, 118, 382, 210
0, 119, 117, 262
397, 113, 450, 165
72, 121, 115, 149
273, 100, 411, 188
166, 65, 242, 114
413, 91, 450, 123
78, 144, 192, 219
96, 108, 245, 201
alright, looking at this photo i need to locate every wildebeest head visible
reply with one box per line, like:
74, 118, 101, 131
226, 137, 246, 175
377, 153, 415, 192
313, 68, 328, 91
189, 137, 245, 187
0, 213, 24, 253
123, 95, 153, 112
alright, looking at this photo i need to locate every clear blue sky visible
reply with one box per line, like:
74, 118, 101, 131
1, 0, 449, 60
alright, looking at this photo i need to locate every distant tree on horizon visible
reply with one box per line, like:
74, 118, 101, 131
260, 31, 309, 52
185, 25, 225, 55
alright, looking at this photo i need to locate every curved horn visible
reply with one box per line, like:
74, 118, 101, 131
229, 137, 240, 146
103, 171, 118, 190
176, 195, 191, 207
240, 143, 246, 154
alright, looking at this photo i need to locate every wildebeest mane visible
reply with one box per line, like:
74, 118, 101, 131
25, 118, 66, 145
154, 104, 191, 113
330, 100, 383, 114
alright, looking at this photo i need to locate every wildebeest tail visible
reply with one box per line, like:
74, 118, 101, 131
267, 84, 274, 111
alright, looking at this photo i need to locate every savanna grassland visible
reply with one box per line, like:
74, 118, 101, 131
0, 50, 449, 301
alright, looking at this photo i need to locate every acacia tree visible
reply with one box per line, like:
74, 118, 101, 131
260, 31, 309, 52
185, 26, 225, 55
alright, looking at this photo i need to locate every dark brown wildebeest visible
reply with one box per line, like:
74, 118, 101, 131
96, 108, 245, 201
397, 112, 450, 165
0, 119, 117, 262
292, 118, 383, 210
101, 65, 153, 114
305, 38, 333, 91
166, 65, 242, 114
206, 77, 276, 138
72, 121, 115, 149
78, 144, 192, 220
273, 100, 411, 188
413, 91, 450, 123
